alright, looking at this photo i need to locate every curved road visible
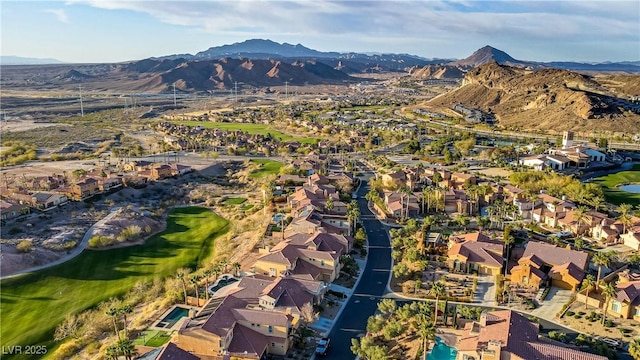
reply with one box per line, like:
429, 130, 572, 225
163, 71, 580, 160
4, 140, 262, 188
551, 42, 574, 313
0, 208, 121, 280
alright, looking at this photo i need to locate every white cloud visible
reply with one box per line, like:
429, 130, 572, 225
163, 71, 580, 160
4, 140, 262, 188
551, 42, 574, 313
66, 0, 639, 60
44, 8, 70, 24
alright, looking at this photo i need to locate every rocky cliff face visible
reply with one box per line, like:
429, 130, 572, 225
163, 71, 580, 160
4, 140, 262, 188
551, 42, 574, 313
425, 62, 640, 131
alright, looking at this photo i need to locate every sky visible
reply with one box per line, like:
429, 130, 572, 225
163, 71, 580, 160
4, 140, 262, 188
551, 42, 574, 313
1, 0, 639, 63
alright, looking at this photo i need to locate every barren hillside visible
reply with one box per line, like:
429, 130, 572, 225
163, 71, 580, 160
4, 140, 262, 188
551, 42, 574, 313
425, 62, 640, 132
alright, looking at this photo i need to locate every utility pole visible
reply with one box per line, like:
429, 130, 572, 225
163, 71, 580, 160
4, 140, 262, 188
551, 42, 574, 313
79, 85, 84, 117
234, 82, 238, 103
173, 84, 177, 109
284, 81, 289, 101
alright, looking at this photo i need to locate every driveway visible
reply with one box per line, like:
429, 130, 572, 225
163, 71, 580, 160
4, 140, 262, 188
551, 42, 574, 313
529, 286, 573, 321
475, 275, 496, 305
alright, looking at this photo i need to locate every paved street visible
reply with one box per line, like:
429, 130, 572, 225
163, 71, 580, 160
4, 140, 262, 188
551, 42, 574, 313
324, 180, 392, 359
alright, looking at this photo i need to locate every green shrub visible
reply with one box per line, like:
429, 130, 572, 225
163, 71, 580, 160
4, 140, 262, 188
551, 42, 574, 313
566, 311, 575, 317
16, 240, 34, 253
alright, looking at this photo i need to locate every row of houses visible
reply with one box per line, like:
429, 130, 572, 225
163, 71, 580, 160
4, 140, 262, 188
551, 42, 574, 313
0, 162, 192, 221
157, 172, 357, 359
446, 232, 589, 291
504, 184, 640, 251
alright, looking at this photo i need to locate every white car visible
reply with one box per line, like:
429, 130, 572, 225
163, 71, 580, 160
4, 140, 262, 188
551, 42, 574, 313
596, 337, 621, 348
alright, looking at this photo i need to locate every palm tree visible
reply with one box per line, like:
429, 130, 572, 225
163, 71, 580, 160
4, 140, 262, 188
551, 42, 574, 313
455, 213, 469, 231
593, 251, 614, 288
190, 275, 201, 303
432, 281, 446, 326
589, 196, 605, 212
203, 269, 213, 300
232, 262, 241, 277
417, 315, 436, 360
119, 304, 133, 337
106, 306, 120, 339
347, 200, 360, 236
629, 338, 640, 360
572, 206, 589, 236
176, 269, 189, 305
325, 196, 335, 213
117, 338, 137, 360
601, 280, 618, 325
618, 203, 634, 234
581, 274, 596, 309
105, 344, 120, 360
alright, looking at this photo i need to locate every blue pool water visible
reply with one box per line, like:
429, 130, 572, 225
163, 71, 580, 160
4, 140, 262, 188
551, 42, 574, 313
619, 184, 640, 193
427, 337, 458, 360
157, 307, 189, 328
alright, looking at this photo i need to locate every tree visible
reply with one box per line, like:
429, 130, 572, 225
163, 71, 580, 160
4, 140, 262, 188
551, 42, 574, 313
232, 262, 241, 277
119, 304, 133, 337
117, 338, 137, 360
203, 269, 213, 300
190, 275, 201, 302
377, 298, 397, 316
629, 338, 640, 360
325, 196, 335, 212
106, 306, 120, 339
455, 213, 469, 231
347, 200, 361, 236
601, 280, 618, 325
573, 206, 589, 236
432, 281, 446, 326
618, 203, 634, 234
593, 251, 614, 288
443, 147, 453, 165
581, 274, 596, 309
477, 216, 490, 231
574, 237, 585, 250
176, 268, 190, 305
105, 344, 119, 360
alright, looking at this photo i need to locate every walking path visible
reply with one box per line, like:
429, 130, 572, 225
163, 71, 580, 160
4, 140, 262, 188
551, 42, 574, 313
0, 208, 121, 280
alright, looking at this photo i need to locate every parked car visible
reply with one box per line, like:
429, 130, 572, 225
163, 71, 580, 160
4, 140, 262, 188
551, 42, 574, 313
315, 337, 330, 356
596, 337, 622, 348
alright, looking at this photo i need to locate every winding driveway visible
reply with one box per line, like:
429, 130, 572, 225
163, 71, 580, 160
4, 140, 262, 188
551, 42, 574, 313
0, 208, 121, 280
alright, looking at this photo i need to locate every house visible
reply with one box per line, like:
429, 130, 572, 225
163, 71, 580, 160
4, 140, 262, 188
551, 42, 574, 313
253, 241, 341, 282
383, 191, 420, 218
455, 310, 606, 360
32, 192, 68, 210
170, 163, 193, 176
151, 164, 173, 180
447, 232, 504, 275
381, 170, 407, 190
620, 216, 640, 251
175, 275, 322, 359
577, 269, 640, 323
0, 199, 28, 222
70, 178, 100, 200
509, 241, 589, 291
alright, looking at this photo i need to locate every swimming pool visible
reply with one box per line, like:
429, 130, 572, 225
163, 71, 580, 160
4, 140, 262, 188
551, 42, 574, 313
157, 307, 189, 328
427, 337, 458, 360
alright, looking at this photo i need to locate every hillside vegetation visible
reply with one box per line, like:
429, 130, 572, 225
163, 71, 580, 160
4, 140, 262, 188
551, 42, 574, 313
425, 62, 640, 132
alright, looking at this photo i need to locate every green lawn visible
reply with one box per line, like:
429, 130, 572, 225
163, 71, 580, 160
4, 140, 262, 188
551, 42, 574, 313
591, 164, 640, 206
0, 207, 228, 358
172, 121, 318, 144
132, 330, 173, 347
224, 197, 247, 205
249, 159, 283, 179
